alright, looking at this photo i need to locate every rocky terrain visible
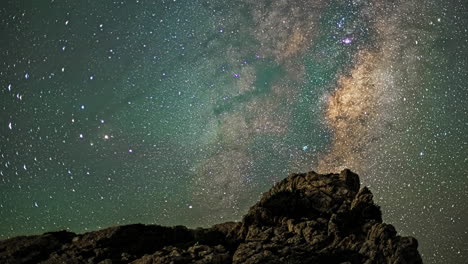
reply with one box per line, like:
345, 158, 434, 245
0, 169, 422, 264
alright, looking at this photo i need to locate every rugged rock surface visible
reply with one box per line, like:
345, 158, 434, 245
0, 170, 422, 264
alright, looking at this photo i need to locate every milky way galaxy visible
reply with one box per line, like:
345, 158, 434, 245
1, 0, 467, 263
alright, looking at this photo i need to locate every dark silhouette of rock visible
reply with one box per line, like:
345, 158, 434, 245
0, 170, 423, 264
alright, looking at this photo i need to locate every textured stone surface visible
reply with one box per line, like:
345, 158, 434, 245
0, 170, 422, 264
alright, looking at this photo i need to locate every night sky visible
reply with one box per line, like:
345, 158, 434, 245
1, 0, 467, 263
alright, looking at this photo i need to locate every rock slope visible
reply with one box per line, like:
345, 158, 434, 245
0, 169, 422, 264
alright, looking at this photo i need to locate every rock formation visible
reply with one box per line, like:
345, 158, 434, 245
0, 170, 422, 264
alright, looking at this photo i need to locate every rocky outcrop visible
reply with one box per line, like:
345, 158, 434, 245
0, 170, 422, 264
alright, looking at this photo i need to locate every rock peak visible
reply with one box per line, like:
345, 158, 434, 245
0, 170, 422, 264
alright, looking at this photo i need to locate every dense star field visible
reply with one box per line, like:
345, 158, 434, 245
0, 0, 467, 263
